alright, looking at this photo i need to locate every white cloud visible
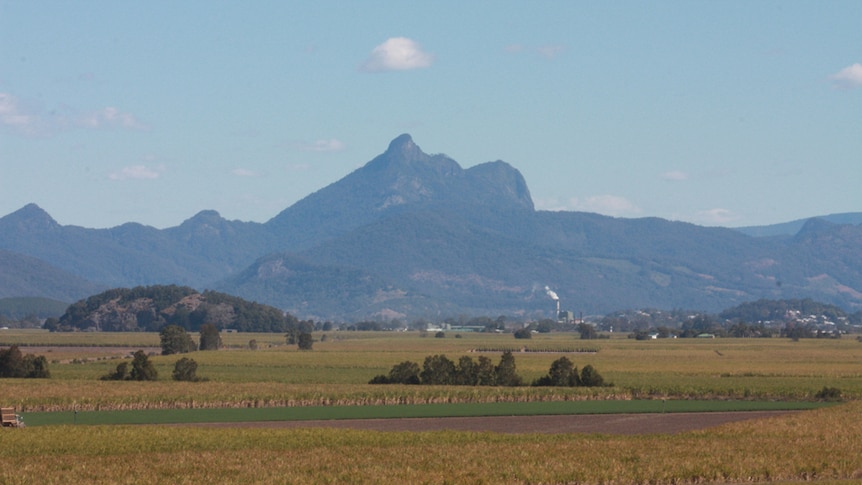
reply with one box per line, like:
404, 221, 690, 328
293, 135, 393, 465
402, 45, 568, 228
0, 92, 44, 136
0, 92, 148, 136
661, 170, 689, 181
231, 168, 259, 177
79, 107, 149, 130
360, 37, 434, 72
108, 164, 164, 181
830, 63, 862, 89
297, 138, 346, 152
537, 195, 642, 217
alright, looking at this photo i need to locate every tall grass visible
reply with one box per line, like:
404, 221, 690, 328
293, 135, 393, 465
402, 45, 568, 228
1, 402, 860, 484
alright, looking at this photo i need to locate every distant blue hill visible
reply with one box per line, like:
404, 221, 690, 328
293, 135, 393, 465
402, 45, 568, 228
735, 213, 862, 237
2, 134, 862, 320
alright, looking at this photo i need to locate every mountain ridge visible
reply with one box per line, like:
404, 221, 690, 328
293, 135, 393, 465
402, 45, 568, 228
2, 134, 861, 319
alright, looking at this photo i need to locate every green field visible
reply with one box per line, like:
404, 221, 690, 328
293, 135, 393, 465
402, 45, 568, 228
3, 329, 861, 412
2, 329, 861, 483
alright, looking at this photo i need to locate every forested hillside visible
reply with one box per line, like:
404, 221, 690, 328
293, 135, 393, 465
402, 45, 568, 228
53, 285, 298, 332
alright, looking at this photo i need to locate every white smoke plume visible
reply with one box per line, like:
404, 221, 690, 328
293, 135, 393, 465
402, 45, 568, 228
544, 286, 559, 301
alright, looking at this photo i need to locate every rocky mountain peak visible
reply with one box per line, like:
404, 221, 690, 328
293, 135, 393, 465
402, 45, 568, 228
0, 203, 61, 232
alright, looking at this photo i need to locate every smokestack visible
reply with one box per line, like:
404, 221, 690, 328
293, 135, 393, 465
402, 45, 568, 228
545, 286, 560, 319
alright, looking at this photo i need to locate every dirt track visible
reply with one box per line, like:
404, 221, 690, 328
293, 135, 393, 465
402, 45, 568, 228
188, 411, 797, 435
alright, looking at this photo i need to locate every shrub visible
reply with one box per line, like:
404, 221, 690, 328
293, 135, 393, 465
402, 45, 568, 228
389, 361, 421, 384
102, 351, 159, 381
533, 356, 579, 387
199, 324, 221, 351
495, 351, 523, 386
513, 328, 532, 339
297, 332, 313, 350
101, 362, 129, 381
370, 353, 522, 387
159, 324, 196, 355
0, 345, 51, 378
579, 364, 606, 387
814, 386, 842, 401
420, 354, 457, 385
435, 331, 445, 338
172, 357, 205, 382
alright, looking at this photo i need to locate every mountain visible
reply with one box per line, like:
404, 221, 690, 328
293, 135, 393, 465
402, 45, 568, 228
735, 212, 862, 237
0, 249, 103, 302
2, 135, 862, 320
264, 134, 533, 251
0, 204, 272, 289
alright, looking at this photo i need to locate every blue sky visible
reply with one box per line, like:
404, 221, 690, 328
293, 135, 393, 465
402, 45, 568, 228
2, 1, 860, 229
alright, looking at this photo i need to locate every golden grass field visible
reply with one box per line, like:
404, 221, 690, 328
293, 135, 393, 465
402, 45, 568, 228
2, 329, 862, 483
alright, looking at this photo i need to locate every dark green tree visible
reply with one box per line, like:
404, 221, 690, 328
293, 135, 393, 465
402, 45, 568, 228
297, 332, 314, 350
0, 346, 51, 378
25, 355, 51, 378
475, 355, 497, 386
533, 356, 579, 387
495, 351, 523, 386
129, 350, 158, 381
0, 345, 26, 378
455, 355, 478, 385
159, 324, 197, 355
578, 323, 597, 340
513, 328, 532, 339
420, 354, 457, 385
172, 357, 203, 382
199, 323, 221, 351
101, 361, 129, 381
579, 364, 605, 387
388, 360, 421, 384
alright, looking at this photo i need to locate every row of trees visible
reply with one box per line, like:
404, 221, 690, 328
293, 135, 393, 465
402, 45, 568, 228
159, 324, 222, 354
0, 345, 50, 378
370, 352, 522, 386
101, 350, 204, 382
370, 352, 608, 388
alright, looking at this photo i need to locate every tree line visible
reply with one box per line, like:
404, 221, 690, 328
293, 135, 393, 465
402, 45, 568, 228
370, 352, 608, 388
0, 345, 50, 378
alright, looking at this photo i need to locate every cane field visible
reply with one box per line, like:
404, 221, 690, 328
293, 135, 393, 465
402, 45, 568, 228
2, 328, 861, 483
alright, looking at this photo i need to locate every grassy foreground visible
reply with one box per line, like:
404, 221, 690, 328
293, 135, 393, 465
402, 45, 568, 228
1, 402, 860, 484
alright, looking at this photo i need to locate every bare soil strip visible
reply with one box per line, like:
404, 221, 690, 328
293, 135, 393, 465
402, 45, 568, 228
186, 411, 798, 434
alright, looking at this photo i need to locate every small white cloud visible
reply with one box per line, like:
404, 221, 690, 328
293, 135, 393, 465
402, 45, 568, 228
536, 44, 565, 60
830, 63, 862, 89
0, 92, 44, 136
696, 208, 738, 225
537, 195, 642, 217
231, 168, 259, 177
0, 92, 148, 136
298, 138, 346, 152
79, 107, 149, 130
661, 170, 688, 181
360, 37, 434, 72
108, 165, 164, 181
